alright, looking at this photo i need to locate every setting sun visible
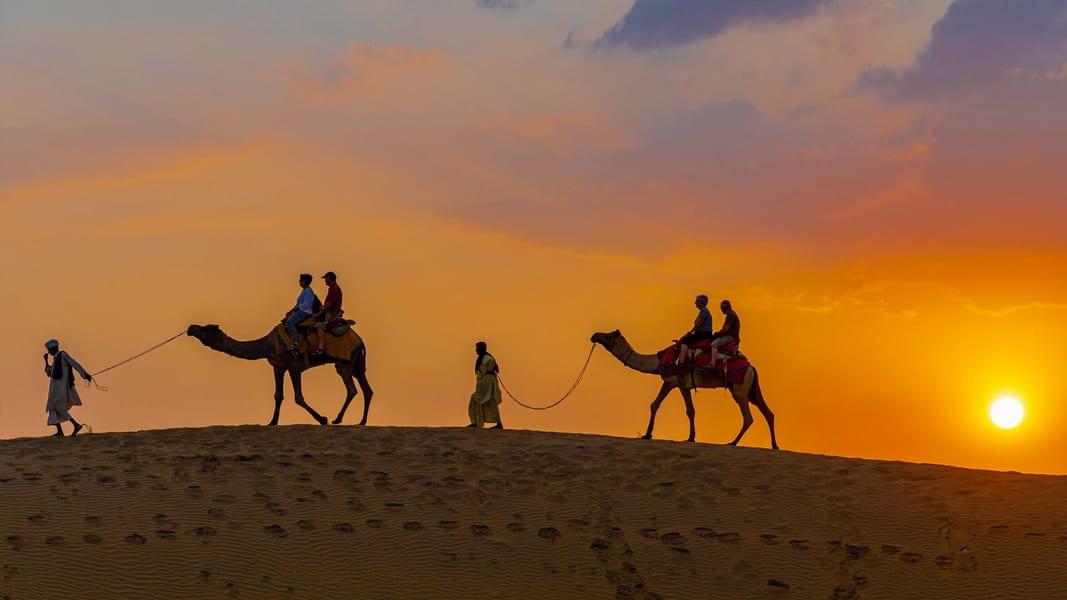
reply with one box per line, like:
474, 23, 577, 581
990, 396, 1025, 430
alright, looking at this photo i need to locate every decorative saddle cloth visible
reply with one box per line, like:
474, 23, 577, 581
276, 319, 363, 361
657, 339, 750, 385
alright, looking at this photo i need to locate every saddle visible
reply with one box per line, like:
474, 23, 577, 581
277, 318, 363, 362
657, 339, 748, 385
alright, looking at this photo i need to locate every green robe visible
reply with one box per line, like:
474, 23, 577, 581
468, 354, 502, 427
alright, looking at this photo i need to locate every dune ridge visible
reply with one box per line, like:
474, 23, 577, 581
2, 425, 1065, 599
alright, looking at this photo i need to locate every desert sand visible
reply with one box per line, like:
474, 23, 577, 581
1, 425, 1065, 599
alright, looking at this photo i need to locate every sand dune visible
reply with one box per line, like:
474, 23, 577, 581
1, 426, 1065, 599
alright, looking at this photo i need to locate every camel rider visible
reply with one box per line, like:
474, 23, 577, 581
284, 274, 317, 352
709, 299, 741, 364
312, 271, 344, 356
468, 341, 503, 429
43, 339, 92, 437
675, 294, 715, 366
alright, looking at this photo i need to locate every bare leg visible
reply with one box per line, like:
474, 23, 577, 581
642, 381, 674, 439
353, 351, 374, 426
679, 387, 697, 442
270, 366, 285, 426
332, 362, 357, 425
750, 372, 778, 450
675, 344, 689, 366
289, 369, 328, 425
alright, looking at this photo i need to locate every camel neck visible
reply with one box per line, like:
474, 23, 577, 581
215, 332, 275, 361
608, 339, 661, 375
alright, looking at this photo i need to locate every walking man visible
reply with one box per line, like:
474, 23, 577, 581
43, 339, 92, 437
468, 341, 503, 429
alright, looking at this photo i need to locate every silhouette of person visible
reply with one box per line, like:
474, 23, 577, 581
468, 341, 503, 429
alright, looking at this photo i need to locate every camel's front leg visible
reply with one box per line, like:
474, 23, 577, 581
354, 370, 374, 427
679, 387, 697, 442
289, 369, 328, 425
270, 366, 285, 426
642, 381, 674, 440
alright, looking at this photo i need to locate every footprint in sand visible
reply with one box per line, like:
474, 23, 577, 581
789, 539, 811, 550
538, 527, 561, 542
506, 523, 526, 533
403, 522, 424, 531
125, 534, 147, 545
156, 530, 177, 540
470, 524, 492, 536
661, 532, 686, 546
194, 526, 217, 538
590, 538, 611, 561
346, 498, 364, 511
332, 523, 355, 534
900, 552, 923, 563
208, 508, 226, 519
693, 527, 717, 538
639, 528, 659, 540
186, 485, 203, 498
297, 520, 315, 530
28, 514, 46, 524
45, 536, 65, 546
366, 519, 384, 528
716, 532, 742, 543
264, 502, 286, 516
86, 516, 104, 526
83, 534, 103, 544
767, 579, 790, 591
881, 544, 902, 555
264, 524, 288, 538
760, 534, 781, 546
438, 521, 459, 530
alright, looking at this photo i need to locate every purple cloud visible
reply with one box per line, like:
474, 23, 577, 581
595, 0, 830, 52
858, 0, 1067, 99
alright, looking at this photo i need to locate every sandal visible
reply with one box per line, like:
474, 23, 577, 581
311, 348, 324, 356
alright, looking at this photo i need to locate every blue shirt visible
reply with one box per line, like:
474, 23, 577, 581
696, 307, 714, 333
295, 287, 315, 314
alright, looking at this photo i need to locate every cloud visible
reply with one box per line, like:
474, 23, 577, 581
965, 302, 1067, 317
858, 0, 1067, 99
267, 42, 449, 99
475, 0, 533, 9
594, 0, 831, 51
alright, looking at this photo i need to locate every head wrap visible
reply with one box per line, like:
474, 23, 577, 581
695, 294, 709, 305
44, 339, 59, 350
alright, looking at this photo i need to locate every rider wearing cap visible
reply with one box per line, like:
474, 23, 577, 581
313, 271, 344, 356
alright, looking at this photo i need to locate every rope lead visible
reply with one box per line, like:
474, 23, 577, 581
498, 344, 596, 411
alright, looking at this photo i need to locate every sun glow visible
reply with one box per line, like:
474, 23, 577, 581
990, 396, 1025, 430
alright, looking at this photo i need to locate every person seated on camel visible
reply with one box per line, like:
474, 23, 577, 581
709, 299, 741, 365
312, 271, 344, 356
675, 294, 715, 366
284, 273, 316, 353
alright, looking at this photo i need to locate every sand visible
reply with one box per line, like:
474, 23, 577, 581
1, 426, 1065, 599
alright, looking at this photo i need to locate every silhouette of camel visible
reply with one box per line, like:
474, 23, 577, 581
188, 324, 373, 426
591, 330, 777, 448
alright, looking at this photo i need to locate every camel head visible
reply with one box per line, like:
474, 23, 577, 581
590, 329, 623, 349
187, 324, 224, 348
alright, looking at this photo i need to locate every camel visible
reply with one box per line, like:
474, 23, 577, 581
187, 324, 373, 427
590, 330, 778, 448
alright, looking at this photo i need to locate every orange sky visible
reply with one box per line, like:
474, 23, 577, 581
2, 0, 1066, 474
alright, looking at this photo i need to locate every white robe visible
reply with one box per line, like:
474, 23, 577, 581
45, 352, 88, 425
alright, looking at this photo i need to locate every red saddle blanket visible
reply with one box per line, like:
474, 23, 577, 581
657, 339, 749, 385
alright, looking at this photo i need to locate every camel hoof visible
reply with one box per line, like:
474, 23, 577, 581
356, 420, 367, 427
316, 416, 328, 426
331, 417, 343, 425
686, 438, 696, 443
640, 434, 652, 440
772, 444, 780, 450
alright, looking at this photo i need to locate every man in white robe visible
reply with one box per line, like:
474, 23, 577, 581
43, 339, 92, 437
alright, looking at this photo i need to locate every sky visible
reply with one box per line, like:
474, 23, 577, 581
2, 0, 1066, 474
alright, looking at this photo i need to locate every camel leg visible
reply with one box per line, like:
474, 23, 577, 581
289, 369, 328, 425
750, 372, 778, 450
679, 387, 697, 442
332, 362, 357, 425
641, 381, 674, 440
727, 386, 755, 447
354, 369, 374, 426
270, 366, 285, 426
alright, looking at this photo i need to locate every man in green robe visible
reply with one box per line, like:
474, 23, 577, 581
468, 341, 503, 429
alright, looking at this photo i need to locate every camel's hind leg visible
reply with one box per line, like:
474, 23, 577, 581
641, 381, 674, 440
331, 362, 358, 425
749, 371, 778, 450
289, 369, 328, 425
